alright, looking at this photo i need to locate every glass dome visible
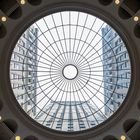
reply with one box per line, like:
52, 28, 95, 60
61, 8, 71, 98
10, 10, 131, 132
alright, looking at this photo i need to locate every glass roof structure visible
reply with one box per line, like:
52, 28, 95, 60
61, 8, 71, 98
10, 11, 131, 132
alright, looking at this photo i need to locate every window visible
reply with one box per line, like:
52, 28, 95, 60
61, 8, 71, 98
110, 78, 113, 82
115, 40, 118, 46
28, 102, 31, 105
119, 38, 121, 42
28, 86, 31, 90
114, 32, 117, 37
80, 125, 85, 128
125, 62, 127, 67
56, 126, 61, 129
110, 85, 113, 89
28, 79, 31, 82
46, 123, 51, 126
90, 122, 95, 126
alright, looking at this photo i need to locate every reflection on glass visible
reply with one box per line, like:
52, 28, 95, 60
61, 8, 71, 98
10, 11, 131, 132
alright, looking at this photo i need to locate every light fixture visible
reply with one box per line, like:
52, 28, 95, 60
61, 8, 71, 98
115, 0, 120, 5
133, 16, 139, 22
1, 16, 7, 22
20, 0, 26, 5
0, 116, 2, 121
15, 136, 21, 140
120, 135, 126, 140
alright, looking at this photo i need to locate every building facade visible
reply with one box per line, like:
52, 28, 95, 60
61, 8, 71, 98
102, 25, 131, 117
36, 101, 106, 132
10, 26, 38, 116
